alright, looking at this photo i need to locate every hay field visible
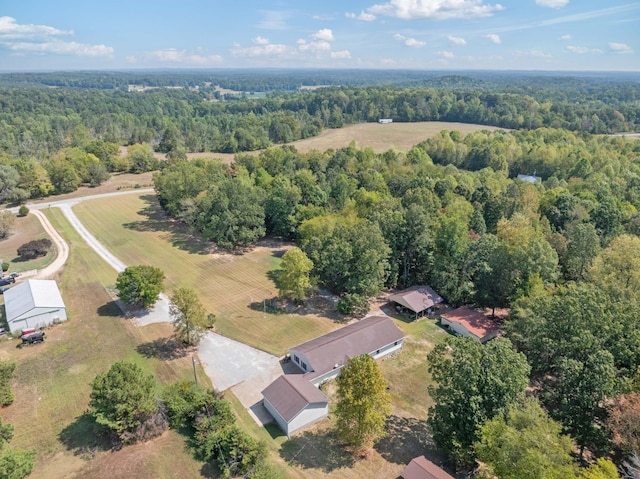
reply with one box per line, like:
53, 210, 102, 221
72, 193, 339, 356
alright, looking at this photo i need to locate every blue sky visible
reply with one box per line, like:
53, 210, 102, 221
0, 0, 638, 71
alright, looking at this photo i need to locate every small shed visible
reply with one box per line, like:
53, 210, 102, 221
402, 455, 454, 479
440, 306, 499, 343
4, 279, 67, 334
378, 118, 393, 124
262, 374, 329, 435
517, 174, 542, 183
390, 286, 444, 318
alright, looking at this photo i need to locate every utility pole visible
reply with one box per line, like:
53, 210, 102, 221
192, 354, 198, 385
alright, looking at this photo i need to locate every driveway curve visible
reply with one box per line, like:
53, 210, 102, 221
30, 209, 70, 280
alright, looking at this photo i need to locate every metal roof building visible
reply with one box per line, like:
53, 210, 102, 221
4, 279, 67, 334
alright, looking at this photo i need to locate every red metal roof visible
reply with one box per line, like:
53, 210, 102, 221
440, 306, 499, 340
401, 456, 455, 479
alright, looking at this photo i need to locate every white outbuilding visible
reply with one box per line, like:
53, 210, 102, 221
4, 279, 67, 334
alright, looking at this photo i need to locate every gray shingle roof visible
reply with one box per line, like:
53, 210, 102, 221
261, 374, 328, 422
389, 286, 443, 314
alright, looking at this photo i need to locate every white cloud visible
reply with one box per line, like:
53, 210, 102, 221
0, 16, 71, 40
231, 41, 289, 57
609, 42, 633, 54
311, 29, 334, 42
7, 40, 114, 57
566, 45, 602, 54
437, 50, 454, 58
253, 36, 270, 45
368, 0, 505, 20
256, 10, 290, 30
298, 39, 331, 52
151, 48, 223, 64
515, 49, 552, 58
346, 11, 377, 21
331, 50, 352, 59
536, 0, 569, 8
559, 34, 572, 40
485, 34, 501, 44
393, 33, 426, 47
448, 34, 467, 45
0, 16, 114, 58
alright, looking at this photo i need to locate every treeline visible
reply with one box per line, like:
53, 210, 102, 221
154, 127, 640, 471
1, 79, 638, 159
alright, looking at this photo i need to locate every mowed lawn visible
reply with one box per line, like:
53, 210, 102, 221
0, 208, 208, 479
72, 193, 338, 356
0, 212, 57, 273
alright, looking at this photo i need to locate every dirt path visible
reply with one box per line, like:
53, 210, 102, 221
30, 209, 70, 280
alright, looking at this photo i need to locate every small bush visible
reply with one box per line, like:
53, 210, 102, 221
17, 239, 52, 260
0, 361, 16, 407
1, 263, 8, 272
17, 206, 29, 217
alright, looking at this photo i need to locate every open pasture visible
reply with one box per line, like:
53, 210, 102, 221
73, 193, 339, 356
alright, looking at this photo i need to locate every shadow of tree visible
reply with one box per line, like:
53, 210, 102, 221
136, 337, 188, 361
58, 412, 113, 456
97, 301, 123, 317
280, 428, 355, 472
375, 415, 447, 469
122, 195, 214, 255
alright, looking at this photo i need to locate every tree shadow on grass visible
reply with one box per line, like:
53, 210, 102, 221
122, 194, 213, 256
280, 428, 355, 472
97, 301, 123, 317
136, 337, 188, 361
375, 415, 449, 470
58, 412, 114, 457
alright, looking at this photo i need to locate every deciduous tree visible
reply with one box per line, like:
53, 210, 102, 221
335, 354, 391, 454
170, 287, 211, 346
89, 361, 159, 443
277, 247, 313, 301
116, 265, 165, 310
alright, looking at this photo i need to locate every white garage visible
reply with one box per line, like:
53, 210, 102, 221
4, 279, 67, 334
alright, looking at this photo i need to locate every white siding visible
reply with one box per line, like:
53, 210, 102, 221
8, 307, 67, 334
263, 397, 288, 434
289, 350, 312, 374
440, 318, 480, 341
287, 403, 329, 435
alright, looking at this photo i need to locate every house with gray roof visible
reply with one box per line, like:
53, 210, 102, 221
289, 315, 404, 386
4, 279, 67, 334
402, 455, 455, 479
261, 374, 329, 436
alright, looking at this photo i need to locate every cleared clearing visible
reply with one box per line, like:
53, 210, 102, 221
72, 193, 339, 356
0, 208, 207, 479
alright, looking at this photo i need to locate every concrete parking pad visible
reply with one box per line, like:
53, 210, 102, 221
198, 332, 281, 392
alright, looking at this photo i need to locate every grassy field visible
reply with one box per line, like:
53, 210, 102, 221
73, 193, 341, 356
0, 208, 208, 479
0, 212, 57, 273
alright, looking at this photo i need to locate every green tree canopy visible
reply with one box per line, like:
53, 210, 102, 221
335, 354, 391, 453
427, 337, 531, 465
277, 247, 314, 301
89, 361, 159, 443
116, 265, 165, 310
169, 287, 211, 346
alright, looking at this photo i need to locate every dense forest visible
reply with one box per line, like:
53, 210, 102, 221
2, 70, 640, 476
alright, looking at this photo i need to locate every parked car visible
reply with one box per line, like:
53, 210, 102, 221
8, 272, 19, 279
21, 331, 45, 345
0, 277, 15, 286
0, 287, 9, 294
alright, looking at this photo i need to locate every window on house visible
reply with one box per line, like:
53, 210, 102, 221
294, 355, 299, 364
394, 341, 398, 346
302, 362, 307, 371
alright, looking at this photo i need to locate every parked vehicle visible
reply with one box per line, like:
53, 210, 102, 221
8, 272, 19, 279
0, 287, 9, 294
21, 331, 45, 345
20, 328, 37, 337
0, 277, 15, 286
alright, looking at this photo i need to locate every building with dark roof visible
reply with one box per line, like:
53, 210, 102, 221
389, 285, 444, 318
289, 315, 404, 385
261, 374, 329, 435
440, 306, 500, 343
402, 456, 455, 479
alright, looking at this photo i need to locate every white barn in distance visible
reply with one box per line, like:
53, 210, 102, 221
4, 280, 67, 334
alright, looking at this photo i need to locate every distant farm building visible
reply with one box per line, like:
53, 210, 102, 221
261, 374, 329, 435
378, 118, 393, 124
402, 455, 455, 479
4, 280, 67, 334
390, 285, 444, 318
517, 174, 542, 183
439, 306, 500, 343
289, 315, 405, 386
